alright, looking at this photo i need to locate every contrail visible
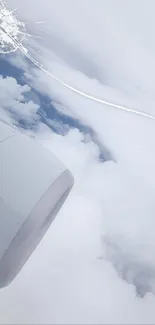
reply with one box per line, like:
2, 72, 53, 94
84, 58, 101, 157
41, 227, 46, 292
0, 8, 155, 121
35, 21, 46, 24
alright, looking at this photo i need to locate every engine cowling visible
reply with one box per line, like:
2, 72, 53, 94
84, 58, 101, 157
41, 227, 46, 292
0, 121, 74, 288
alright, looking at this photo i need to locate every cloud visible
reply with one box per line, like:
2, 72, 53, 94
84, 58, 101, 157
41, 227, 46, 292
0, 75, 40, 125
10, 0, 155, 95
1, 126, 155, 324
1, 0, 155, 324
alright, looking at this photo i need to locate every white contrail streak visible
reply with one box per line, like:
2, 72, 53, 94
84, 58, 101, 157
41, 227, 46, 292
35, 21, 46, 24
1, 19, 155, 121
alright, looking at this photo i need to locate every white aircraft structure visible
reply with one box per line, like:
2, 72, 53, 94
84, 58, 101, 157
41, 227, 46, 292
0, 120, 74, 288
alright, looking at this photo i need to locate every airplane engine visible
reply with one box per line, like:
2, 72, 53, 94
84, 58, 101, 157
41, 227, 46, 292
0, 121, 74, 288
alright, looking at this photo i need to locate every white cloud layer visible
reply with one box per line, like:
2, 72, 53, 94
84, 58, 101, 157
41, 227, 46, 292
1, 0, 155, 324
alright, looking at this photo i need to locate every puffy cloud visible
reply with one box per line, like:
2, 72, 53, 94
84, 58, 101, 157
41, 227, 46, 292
0, 126, 152, 324
0, 75, 40, 125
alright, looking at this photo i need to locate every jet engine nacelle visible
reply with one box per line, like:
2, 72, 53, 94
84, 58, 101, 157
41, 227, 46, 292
0, 121, 74, 288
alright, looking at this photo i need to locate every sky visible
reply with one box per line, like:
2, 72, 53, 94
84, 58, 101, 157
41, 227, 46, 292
1, 0, 155, 323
